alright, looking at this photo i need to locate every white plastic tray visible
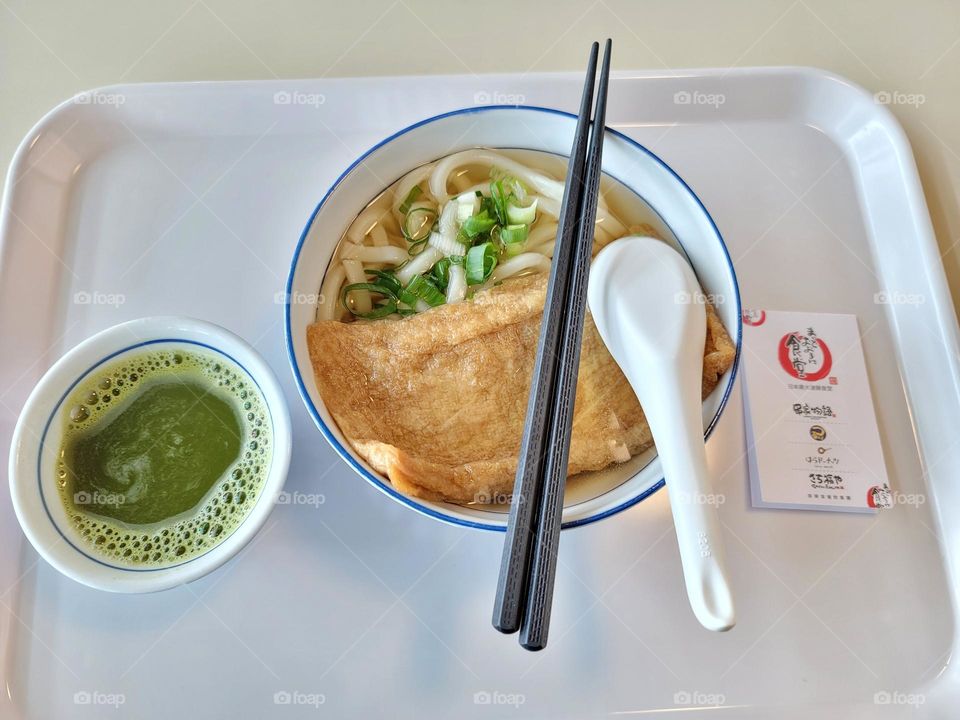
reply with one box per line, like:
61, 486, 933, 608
1, 68, 958, 718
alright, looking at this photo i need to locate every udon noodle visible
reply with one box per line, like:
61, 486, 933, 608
317, 148, 643, 323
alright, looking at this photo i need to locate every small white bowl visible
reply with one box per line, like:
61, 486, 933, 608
285, 105, 741, 531
8, 316, 292, 593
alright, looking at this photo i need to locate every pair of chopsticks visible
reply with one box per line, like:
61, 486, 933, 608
492, 39, 612, 651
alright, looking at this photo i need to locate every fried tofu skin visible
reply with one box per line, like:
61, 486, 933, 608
307, 272, 735, 503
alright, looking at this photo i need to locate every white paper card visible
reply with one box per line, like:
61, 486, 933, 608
741, 309, 890, 513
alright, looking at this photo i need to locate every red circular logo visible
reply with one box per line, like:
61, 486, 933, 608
742, 310, 766, 326
778, 332, 832, 381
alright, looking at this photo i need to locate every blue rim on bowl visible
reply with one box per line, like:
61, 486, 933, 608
284, 104, 742, 532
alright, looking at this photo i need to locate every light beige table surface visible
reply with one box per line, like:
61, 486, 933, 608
2, 0, 959, 311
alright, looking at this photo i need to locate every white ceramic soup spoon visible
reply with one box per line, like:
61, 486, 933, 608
588, 236, 735, 632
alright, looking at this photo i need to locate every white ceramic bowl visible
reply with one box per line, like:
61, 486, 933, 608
8, 317, 292, 592
286, 105, 741, 531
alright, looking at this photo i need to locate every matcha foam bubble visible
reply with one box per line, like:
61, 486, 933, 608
55, 347, 272, 567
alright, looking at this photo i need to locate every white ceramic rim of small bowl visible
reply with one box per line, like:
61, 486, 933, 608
285, 104, 741, 532
8, 316, 292, 593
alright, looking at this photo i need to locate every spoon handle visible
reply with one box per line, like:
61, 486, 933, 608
641, 359, 736, 632
587, 235, 736, 632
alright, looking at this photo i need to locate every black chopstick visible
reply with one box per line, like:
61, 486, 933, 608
492, 40, 612, 649
520, 39, 612, 651
492, 42, 599, 636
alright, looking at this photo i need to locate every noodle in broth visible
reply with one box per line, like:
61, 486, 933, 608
318, 148, 655, 323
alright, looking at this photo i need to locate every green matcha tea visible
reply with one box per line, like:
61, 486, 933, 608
56, 347, 271, 567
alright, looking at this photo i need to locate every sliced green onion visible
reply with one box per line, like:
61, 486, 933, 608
446, 263, 467, 303
367, 270, 403, 297
489, 180, 510, 225
402, 206, 436, 242
397, 286, 417, 308
465, 242, 498, 285
478, 195, 497, 221
398, 185, 422, 214
500, 224, 529, 256
460, 210, 497, 239
507, 198, 538, 225
341, 283, 398, 319
359, 301, 398, 319
407, 238, 429, 255
431, 258, 451, 289
341, 282, 390, 298
490, 170, 528, 203
509, 177, 528, 203
456, 192, 480, 223
406, 274, 445, 307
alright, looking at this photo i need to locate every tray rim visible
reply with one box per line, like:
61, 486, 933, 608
1, 65, 958, 718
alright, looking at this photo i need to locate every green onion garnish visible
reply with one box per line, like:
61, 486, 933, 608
367, 270, 403, 297
359, 301, 399, 318
461, 209, 497, 239
398, 185, 422, 214
491, 169, 527, 197
489, 180, 510, 225
406, 274, 446, 307
431, 258, 451, 289
402, 206, 436, 242
465, 242, 498, 285
456, 192, 480, 223
506, 198, 537, 225
341, 283, 398, 319
407, 237, 430, 255
500, 224, 529, 256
